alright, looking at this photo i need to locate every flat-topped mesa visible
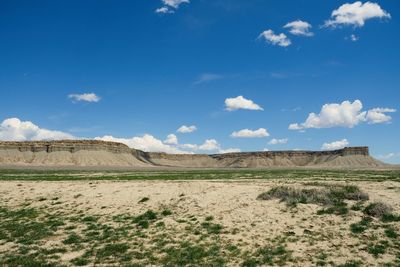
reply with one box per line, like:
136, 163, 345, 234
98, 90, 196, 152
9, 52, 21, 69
144, 147, 375, 168
147, 147, 370, 158
0, 141, 380, 168
211, 147, 370, 158
0, 140, 132, 154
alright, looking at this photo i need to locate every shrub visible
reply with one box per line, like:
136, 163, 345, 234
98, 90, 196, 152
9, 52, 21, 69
363, 202, 393, 218
257, 185, 368, 208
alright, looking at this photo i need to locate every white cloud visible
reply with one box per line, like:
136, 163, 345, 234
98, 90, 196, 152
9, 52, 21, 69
95, 134, 187, 154
156, 0, 189, 14
162, 0, 189, 8
164, 134, 178, 145
350, 34, 359, 41
0, 118, 74, 141
155, 7, 174, 14
366, 108, 396, 124
284, 20, 314, 36
322, 139, 349, 150
177, 125, 197, 133
289, 100, 396, 130
231, 128, 269, 138
68, 93, 101, 103
225, 96, 263, 111
194, 73, 222, 85
219, 148, 241, 154
324, 1, 391, 28
268, 138, 288, 145
258, 30, 291, 47
198, 139, 220, 151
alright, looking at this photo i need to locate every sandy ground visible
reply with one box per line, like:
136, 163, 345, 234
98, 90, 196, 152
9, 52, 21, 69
1, 179, 400, 266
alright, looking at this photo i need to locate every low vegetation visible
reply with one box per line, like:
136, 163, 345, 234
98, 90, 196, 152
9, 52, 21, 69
0, 170, 399, 266
257, 184, 368, 216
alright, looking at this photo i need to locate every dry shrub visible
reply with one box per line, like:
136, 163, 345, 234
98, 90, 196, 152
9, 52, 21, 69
363, 202, 393, 218
257, 184, 369, 207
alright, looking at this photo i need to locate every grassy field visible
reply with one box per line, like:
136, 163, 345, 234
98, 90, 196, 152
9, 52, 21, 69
0, 169, 399, 266
0, 168, 400, 182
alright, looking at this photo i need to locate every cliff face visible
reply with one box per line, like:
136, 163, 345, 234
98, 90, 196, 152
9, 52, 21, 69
145, 147, 374, 168
0, 140, 132, 153
0, 140, 382, 168
0, 140, 148, 167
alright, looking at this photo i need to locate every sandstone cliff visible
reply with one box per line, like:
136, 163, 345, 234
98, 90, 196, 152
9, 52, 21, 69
0, 140, 385, 168
0, 140, 149, 167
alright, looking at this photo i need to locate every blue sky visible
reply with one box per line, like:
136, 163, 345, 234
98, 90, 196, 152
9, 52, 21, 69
0, 0, 399, 162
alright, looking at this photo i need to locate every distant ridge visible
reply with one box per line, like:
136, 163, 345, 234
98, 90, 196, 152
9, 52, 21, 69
0, 140, 387, 168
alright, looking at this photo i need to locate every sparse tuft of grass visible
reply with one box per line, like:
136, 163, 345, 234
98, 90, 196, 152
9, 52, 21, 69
63, 233, 82, 245
201, 221, 223, 234
205, 215, 214, 221
337, 260, 362, 267
350, 217, 373, 234
138, 197, 150, 203
241, 245, 292, 266
133, 210, 157, 229
96, 243, 130, 260
381, 213, 400, 222
367, 241, 388, 257
384, 227, 398, 239
161, 209, 172, 216
161, 241, 224, 266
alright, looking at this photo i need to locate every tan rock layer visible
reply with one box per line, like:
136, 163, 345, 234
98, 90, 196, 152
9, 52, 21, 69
0, 140, 382, 168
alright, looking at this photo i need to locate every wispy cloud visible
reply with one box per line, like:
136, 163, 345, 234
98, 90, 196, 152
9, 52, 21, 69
68, 93, 101, 103
284, 20, 314, 36
193, 73, 223, 85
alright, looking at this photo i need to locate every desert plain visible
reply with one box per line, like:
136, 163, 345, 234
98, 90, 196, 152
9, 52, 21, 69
0, 169, 399, 267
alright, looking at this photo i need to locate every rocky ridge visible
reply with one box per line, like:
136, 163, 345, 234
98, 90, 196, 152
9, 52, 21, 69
0, 140, 385, 168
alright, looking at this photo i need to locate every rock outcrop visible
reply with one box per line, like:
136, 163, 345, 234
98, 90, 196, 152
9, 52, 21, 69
0, 140, 149, 167
0, 140, 385, 168
146, 147, 382, 168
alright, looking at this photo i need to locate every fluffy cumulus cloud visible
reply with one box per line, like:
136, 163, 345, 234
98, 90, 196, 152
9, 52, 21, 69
231, 128, 269, 138
0, 118, 235, 155
289, 100, 396, 130
156, 0, 189, 14
225, 96, 263, 111
164, 134, 178, 145
268, 138, 288, 145
177, 125, 197, 133
324, 1, 391, 28
322, 139, 349, 150
0, 118, 74, 141
258, 30, 291, 47
95, 134, 187, 154
284, 20, 314, 36
365, 108, 396, 124
96, 133, 234, 154
68, 93, 101, 103
198, 139, 220, 151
